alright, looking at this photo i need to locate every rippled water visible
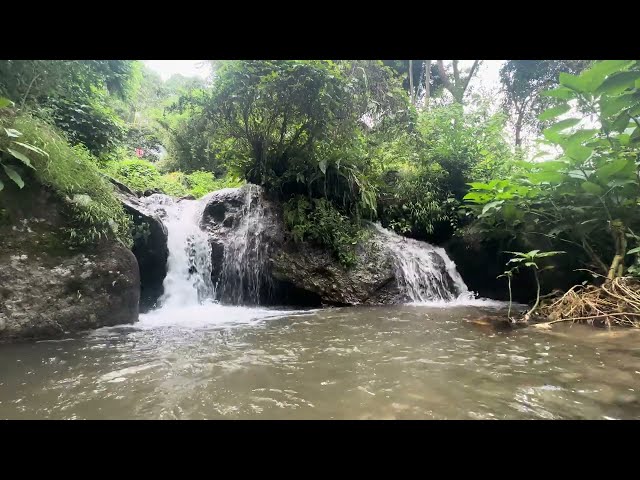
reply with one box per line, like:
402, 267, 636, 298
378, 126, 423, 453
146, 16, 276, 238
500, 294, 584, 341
2, 303, 640, 419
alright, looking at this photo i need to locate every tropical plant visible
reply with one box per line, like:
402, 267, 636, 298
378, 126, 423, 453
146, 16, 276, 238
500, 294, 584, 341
465, 60, 640, 281
503, 250, 565, 320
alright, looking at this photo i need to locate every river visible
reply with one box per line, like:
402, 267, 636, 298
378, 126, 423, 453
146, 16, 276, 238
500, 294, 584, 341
2, 302, 639, 419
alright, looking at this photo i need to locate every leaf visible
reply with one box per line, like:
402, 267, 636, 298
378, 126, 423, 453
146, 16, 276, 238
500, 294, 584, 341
524, 262, 537, 268
565, 143, 593, 162
600, 93, 636, 118
4, 128, 22, 138
611, 112, 631, 133
596, 159, 631, 180
526, 250, 541, 257
627, 247, 640, 255
545, 118, 580, 136
528, 171, 564, 184
596, 71, 640, 96
0, 177, 3, 191
318, 159, 327, 174
0, 97, 12, 108
7, 149, 35, 169
535, 251, 566, 258
481, 200, 503, 215
541, 86, 575, 100
581, 181, 603, 195
2, 164, 24, 189
559, 72, 590, 92
582, 60, 634, 89
538, 104, 570, 121
565, 129, 598, 148
12, 142, 48, 157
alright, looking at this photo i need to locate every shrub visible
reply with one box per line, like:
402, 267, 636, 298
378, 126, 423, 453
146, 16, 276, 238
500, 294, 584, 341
12, 114, 132, 247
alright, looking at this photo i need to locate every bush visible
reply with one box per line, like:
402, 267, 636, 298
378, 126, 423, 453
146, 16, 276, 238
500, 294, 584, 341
284, 196, 364, 267
103, 158, 242, 199
11, 114, 132, 247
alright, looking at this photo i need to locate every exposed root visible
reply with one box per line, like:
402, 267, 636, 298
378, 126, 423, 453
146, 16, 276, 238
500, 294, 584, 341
535, 277, 640, 328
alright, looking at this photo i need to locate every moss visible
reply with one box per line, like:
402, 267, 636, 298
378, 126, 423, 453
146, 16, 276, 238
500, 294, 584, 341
12, 114, 133, 248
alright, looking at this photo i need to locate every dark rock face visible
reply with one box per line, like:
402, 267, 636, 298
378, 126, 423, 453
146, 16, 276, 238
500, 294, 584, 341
0, 181, 140, 341
112, 185, 168, 312
271, 239, 402, 306
200, 184, 402, 306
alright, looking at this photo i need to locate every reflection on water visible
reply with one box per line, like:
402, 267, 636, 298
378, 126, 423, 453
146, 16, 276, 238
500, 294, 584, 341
1, 303, 640, 419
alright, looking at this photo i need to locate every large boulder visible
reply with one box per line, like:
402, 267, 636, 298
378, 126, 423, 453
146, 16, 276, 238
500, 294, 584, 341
200, 184, 402, 306
111, 180, 168, 311
0, 180, 140, 341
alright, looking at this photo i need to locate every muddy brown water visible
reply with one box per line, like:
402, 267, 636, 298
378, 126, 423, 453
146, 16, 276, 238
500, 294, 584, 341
1, 303, 639, 419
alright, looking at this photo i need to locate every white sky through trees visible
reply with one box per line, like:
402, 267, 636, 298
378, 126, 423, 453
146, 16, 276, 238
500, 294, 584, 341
143, 60, 505, 90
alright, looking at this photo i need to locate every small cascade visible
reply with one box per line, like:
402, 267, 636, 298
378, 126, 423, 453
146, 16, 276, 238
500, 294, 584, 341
140, 194, 214, 307
215, 185, 271, 305
372, 223, 472, 303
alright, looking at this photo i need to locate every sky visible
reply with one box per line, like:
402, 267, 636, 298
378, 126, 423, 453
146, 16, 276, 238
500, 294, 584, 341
143, 60, 211, 80
143, 60, 505, 89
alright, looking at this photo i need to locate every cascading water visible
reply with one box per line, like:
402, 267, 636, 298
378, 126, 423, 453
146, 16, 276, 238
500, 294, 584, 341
140, 194, 214, 307
372, 223, 473, 303
215, 185, 271, 305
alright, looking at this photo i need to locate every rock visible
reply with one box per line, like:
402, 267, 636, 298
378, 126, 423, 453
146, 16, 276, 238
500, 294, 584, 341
200, 184, 402, 306
0, 180, 140, 341
111, 184, 169, 312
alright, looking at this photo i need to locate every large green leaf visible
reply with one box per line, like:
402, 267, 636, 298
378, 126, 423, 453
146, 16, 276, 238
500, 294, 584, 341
545, 118, 580, 135
596, 158, 632, 180
318, 159, 327, 174
538, 104, 570, 121
0, 97, 12, 109
2, 164, 24, 189
565, 143, 593, 162
581, 181, 603, 195
559, 72, 590, 92
7, 149, 35, 169
541, 86, 575, 100
596, 71, 640, 96
611, 112, 631, 133
600, 93, 636, 117
627, 246, 640, 255
565, 129, 599, 149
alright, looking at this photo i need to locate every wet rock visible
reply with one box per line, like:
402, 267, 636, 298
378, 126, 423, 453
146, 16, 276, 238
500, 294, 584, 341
200, 184, 402, 306
112, 184, 168, 311
0, 180, 140, 341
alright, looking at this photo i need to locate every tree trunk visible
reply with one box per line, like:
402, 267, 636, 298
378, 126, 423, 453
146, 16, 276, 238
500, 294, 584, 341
408, 60, 415, 105
423, 60, 431, 108
607, 219, 627, 280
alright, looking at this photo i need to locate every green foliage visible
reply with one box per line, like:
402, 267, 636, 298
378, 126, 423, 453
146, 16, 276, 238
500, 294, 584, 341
466, 60, 640, 279
284, 196, 364, 267
103, 157, 242, 198
10, 114, 132, 247
0, 97, 46, 192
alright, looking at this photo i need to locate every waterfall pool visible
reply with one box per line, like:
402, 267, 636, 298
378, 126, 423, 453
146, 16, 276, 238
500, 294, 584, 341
2, 303, 640, 419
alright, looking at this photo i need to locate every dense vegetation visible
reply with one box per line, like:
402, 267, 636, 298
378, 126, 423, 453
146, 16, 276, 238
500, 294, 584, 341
2, 59, 639, 321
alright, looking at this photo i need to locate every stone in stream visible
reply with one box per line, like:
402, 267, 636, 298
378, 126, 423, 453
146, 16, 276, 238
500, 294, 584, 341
111, 181, 168, 311
200, 184, 404, 306
0, 179, 140, 341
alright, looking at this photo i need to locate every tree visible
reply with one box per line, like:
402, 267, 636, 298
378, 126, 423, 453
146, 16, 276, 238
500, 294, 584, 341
465, 60, 640, 280
499, 60, 591, 147
435, 60, 481, 104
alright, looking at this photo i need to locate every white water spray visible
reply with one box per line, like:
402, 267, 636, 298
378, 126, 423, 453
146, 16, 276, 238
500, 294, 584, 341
140, 194, 214, 308
372, 223, 473, 303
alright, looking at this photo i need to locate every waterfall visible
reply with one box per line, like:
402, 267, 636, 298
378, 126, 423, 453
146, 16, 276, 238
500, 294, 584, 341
140, 194, 214, 307
372, 223, 472, 303
215, 185, 271, 305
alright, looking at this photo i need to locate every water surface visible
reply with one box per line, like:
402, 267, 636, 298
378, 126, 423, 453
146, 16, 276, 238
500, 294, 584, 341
2, 302, 639, 419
